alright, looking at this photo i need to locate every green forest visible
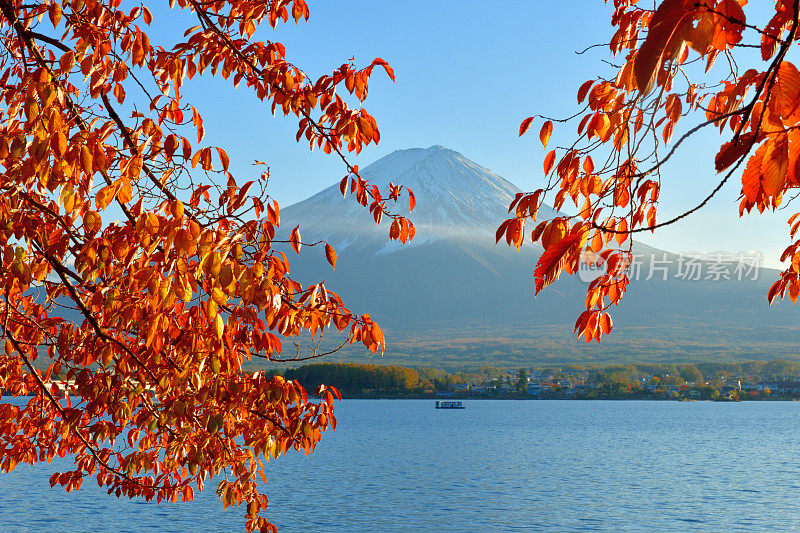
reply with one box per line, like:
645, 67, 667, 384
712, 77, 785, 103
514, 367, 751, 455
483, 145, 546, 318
268, 359, 800, 399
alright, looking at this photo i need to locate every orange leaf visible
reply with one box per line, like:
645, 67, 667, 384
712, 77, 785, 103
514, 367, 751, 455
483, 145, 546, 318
662, 122, 674, 145
49, 3, 62, 26
539, 120, 553, 148
54, 131, 67, 157
505, 218, 525, 251
615, 218, 628, 246
389, 218, 400, 241
267, 200, 280, 226
775, 62, 800, 118
371, 323, 385, 354
761, 133, 789, 197
289, 225, 301, 255
790, 283, 800, 304
117, 178, 132, 204
582, 156, 594, 174
600, 313, 613, 334
717, 0, 746, 48
216, 147, 230, 171
325, 243, 337, 269
95, 185, 115, 210
531, 221, 547, 243
590, 230, 603, 252
81, 146, 93, 176
83, 211, 102, 234
543, 150, 556, 175
583, 312, 598, 342
741, 144, 766, 203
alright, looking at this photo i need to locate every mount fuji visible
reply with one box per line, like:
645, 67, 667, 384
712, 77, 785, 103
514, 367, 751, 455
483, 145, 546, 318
280, 146, 800, 369
287, 145, 556, 249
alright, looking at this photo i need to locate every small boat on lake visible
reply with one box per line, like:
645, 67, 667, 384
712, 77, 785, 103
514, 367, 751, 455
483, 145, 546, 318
435, 401, 465, 409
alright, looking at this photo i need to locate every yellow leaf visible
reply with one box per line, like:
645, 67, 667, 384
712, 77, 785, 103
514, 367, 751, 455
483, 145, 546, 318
81, 145, 93, 176
211, 287, 227, 306
214, 314, 224, 340
207, 299, 218, 320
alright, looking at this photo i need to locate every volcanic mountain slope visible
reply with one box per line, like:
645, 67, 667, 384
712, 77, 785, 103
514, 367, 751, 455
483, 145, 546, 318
279, 146, 800, 369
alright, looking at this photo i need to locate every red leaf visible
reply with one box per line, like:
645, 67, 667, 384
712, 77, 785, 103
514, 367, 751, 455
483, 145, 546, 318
577, 80, 594, 104
574, 310, 591, 333
534, 232, 581, 294
768, 280, 782, 305
715, 133, 755, 172
371, 58, 395, 81
519, 116, 534, 137
496, 219, 511, 244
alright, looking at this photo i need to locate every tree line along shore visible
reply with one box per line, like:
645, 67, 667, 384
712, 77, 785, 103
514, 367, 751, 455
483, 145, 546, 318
265, 360, 800, 401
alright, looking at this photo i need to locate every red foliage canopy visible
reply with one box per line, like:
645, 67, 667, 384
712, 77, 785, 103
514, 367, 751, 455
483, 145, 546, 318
0, 0, 414, 530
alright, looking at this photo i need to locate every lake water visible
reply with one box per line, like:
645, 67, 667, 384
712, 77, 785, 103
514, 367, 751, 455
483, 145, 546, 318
3, 399, 800, 531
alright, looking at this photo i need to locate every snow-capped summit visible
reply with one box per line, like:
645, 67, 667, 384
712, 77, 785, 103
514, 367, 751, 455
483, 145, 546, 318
282, 145, 555, 253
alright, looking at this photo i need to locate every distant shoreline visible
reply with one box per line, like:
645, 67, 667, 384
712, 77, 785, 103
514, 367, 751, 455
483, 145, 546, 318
4, 392, 796, 402
332, 394, 800, 403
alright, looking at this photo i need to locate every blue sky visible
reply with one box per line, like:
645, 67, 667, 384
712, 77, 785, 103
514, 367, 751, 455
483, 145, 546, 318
169, 1, 791, 269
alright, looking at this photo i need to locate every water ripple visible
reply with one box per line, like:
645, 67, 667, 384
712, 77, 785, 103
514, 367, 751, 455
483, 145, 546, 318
3, 399, 800, 532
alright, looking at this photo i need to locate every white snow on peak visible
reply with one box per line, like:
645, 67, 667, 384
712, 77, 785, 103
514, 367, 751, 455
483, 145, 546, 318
281, 146, 558, 254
